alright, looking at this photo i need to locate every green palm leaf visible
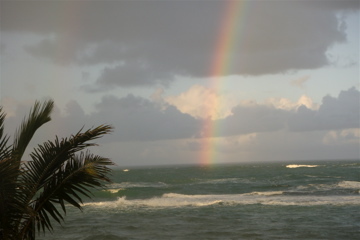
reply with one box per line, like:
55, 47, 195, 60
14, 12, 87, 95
31, 152, 113, 234
0, 100, 114, 240
0, 107, 11, 160
19, 125, 113, 238
23, 125, 112, 196
0, 100, 54, 240
12, 100, 53, 164
0, 107, 20, 239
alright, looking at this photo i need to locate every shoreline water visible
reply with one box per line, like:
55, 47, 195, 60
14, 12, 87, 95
38, 160, 360, 240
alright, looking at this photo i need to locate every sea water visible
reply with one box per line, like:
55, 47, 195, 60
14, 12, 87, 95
38, 160, 360, 239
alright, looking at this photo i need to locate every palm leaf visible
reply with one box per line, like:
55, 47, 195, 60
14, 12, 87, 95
0, 108, 18, 239
0, 100, 114, 240
19, 125, 113, 238
0, 101, 53, 239
0, 157, 25, 239
23, 125, 112, 196
32, 152, 113, 234
0, 107, 11, 160
12, 100, 54, 164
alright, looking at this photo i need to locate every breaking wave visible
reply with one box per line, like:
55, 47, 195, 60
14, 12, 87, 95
337, 181, 360, 189
103, 182, 168, 191
286, 164, 319, 168
83, 191, 360, 209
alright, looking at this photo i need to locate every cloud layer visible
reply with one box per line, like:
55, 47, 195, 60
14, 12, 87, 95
3, 87, 358, 165
2, 0, 357, 90
5, 88, 359, 143
1, 1, 358, 166
289, 87, 360, 131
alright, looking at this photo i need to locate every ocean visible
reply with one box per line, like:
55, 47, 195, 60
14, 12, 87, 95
39, 160, 359, 240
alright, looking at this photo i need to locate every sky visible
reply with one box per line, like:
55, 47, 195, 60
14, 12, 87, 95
0, 0, 359, 166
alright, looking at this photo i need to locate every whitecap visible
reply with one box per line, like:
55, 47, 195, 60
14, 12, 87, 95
199, 178, 250, 185
105, 181, 167, 189
337, 181, 360, 189
82, 192, 360, 209
293, 180, 360, 193
104, 188, 123, 193
243, 191, 284, 196
286, 164, 319, 168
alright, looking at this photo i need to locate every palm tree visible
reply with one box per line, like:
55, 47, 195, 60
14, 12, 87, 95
0, 100, 114, 240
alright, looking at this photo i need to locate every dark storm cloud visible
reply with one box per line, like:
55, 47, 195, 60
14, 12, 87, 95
289, 87, 360, 131
88, 95, 200, 141
93, 61, 173, 89
216, 104, 290, 137
91, 87, 359, 141
1, 1, 357, 89
220, 87, 360, 137
24, 38, 79, 65
3, 88, 359, 144
3, 95, 200, 143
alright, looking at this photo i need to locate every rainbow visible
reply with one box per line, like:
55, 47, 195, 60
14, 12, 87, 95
199, 0, 247, 165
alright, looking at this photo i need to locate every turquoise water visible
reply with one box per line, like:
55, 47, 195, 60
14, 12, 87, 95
39, 160, 360, 239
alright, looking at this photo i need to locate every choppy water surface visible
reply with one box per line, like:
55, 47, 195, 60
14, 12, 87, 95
39, 160, 360, 239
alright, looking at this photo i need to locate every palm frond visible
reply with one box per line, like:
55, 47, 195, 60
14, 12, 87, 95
0, 158, 25, 239
0, 107, 20, 239
32, 152, 113, 234
1, 102, 54, 239
0, 107, 6, 138
12, 100, 54, 164
0, 100, 114, 240
19, 125, 113, 237
23, 125, 113, 195
0, 107, 11, 160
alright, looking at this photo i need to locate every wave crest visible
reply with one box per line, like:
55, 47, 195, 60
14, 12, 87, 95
337, 181, 360, 189
286, 164, 319, 168
83, 192, 360, 209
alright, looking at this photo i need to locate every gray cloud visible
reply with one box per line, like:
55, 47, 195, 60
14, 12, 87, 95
89, 95, 200, 141
88, 87, 360, 141
94, 61, 173, 89
213, 87, 360, 137
289, 87, 360, 131
0, 43, 6, 54
1, 1, 357, 89
79, 41, 128, 66
24, 38, 80, 65
4, 87, 358, 146
2, 87, 358, 166
216, 104, 289, 137
309, 0, 360, 11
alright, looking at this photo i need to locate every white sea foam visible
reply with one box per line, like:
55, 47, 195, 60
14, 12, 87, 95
105, 188, 123, 193
286, 164, 319, 168
199, 178, 252, 185
83, 192, 360, 209
293, 180, 360, 192
243, 191, 284, 196
105, 181, 167, 189
102, 182, 167, 194
337, 181, 360, 189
